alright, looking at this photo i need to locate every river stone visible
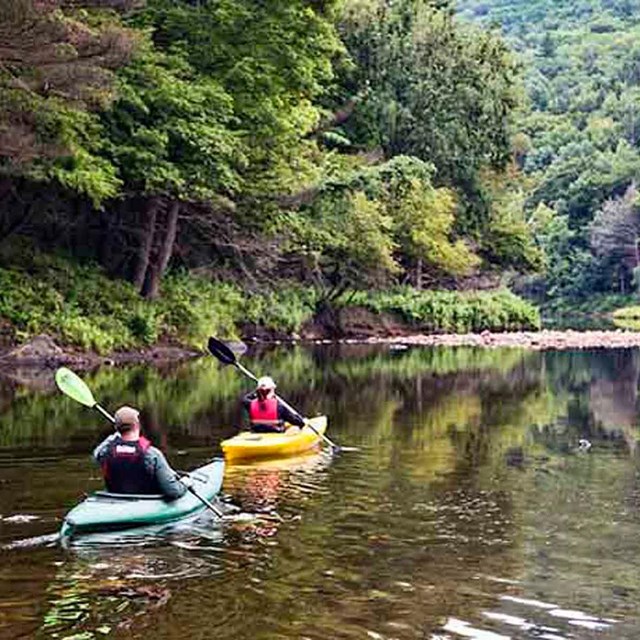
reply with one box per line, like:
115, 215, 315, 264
226, 341, 248, 355
0, 334, 66, 365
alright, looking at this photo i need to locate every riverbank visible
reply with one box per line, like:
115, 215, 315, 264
5, 329, 640, 377
362, 329, 640, 350
0, 335, 201, 370
0, 248, 540, 355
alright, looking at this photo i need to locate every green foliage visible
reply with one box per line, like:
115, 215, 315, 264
612, 305, 640, 319
243, 286, 318, 333
132, 0, 344, 197
317, 0, 538, 275
479, 169, 544, 271
550, 294, 636, 315
292, 156, 481, 294
0, 240, 541, 353
611, 304, 640, 330
346, 287, 541, 333
339, 0, 520, 201
0, 0, 546, 329
0, 246, 242, 351
155, 272, 244, 345
295, 187, 400, 293
458, 0, 640, 300
0, 246, 325, 351
100, 41, 242, 200
390, 181, 480, 278
0, 0, 134, 203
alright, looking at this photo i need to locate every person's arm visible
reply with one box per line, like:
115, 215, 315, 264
278, 401, 305, 427
240, 392, 256, 428
92, 432, 118, 463
242, 392, 256, 409
144, 447, 187, 500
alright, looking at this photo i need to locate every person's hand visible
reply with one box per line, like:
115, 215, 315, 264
178, 475, 194, 489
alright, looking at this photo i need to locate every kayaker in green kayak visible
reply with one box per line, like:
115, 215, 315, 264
243, 376, 306, 433
93, 406, 190, 499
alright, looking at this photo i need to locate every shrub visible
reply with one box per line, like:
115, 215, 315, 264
0, 244, 541, 352
345, 287, 540, 332
244, 286, 317, 334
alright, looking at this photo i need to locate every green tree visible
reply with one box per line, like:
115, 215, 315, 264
289, 155, 480, 299
0, 0, 135, 200
135, 0, 344, 197
339, 0, 520, 201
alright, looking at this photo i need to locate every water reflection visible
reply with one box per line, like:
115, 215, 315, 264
0, 346, 639, 638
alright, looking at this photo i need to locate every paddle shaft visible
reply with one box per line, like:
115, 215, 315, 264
231, 362, 340, 451
94, 403, 116, 424
183, 485, 225, 518
90, 401, 223, 519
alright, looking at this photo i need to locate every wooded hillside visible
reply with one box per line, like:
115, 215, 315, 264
0, 0, 546, 348
459, 0, 640, 303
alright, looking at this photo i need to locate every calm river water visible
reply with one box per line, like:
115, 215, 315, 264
1, 345, 640, 639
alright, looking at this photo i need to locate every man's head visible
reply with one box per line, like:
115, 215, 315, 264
256, 376, 276, 400
114, 406, 140, 434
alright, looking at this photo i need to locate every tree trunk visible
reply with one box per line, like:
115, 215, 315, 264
98, 202, 117, 268
132, 197, 161, 294
416, 258, 423, 290
142, 201, 179, 300
0, 195, 35, 245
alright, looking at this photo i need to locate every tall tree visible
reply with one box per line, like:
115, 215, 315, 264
134, 0, 344, 197
97, 42, 241, 297
338, 0, 519, 200
0, 0, 135, 167
88, 0, 346, 298
590, 184, 640, 293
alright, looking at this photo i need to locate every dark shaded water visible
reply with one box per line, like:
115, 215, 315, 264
1, 345, 640, 639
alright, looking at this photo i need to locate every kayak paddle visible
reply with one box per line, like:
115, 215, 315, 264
207, 336, 349, 453
55, 367, 116, 424
54, 367, 224, 519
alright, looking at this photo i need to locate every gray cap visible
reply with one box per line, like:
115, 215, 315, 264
114, 406, 140, 427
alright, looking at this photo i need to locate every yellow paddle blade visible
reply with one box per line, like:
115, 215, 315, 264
55, 367, 96, 408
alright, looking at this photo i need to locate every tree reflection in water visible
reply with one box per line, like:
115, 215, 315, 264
0, 346, 639, 638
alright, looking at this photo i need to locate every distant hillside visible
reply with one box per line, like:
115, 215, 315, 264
458, 0, 640, 300
458, 0, 640, 30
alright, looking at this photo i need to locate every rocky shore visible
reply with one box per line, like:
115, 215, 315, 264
362, 329, 640, 350
2, 330, 640, 377
0, 335, 201, 370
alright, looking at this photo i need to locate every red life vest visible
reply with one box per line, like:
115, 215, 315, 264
101, 435, 161, 495
249, 398, 282, 431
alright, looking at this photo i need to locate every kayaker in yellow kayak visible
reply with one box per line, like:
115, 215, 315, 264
242, 376, 306, 434
93, 406, 191, 498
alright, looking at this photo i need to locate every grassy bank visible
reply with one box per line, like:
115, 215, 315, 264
0, 249, 540, 353
347, 288, 540, 333
611, 305, 640, 331
0, 247, 315, 353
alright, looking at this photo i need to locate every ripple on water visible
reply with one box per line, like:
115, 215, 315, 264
433, 589, 619, 640
3, 348, 640, 639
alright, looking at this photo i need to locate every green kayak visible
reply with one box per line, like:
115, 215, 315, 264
60, 459, 225, 540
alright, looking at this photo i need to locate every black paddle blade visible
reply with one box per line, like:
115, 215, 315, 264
207, 337, 237, 365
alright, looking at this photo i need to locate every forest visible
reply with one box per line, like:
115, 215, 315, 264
458, 0, 640, 307
2, 0, 638, 350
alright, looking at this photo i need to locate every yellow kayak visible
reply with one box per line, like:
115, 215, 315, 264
221, 416, 328, 463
